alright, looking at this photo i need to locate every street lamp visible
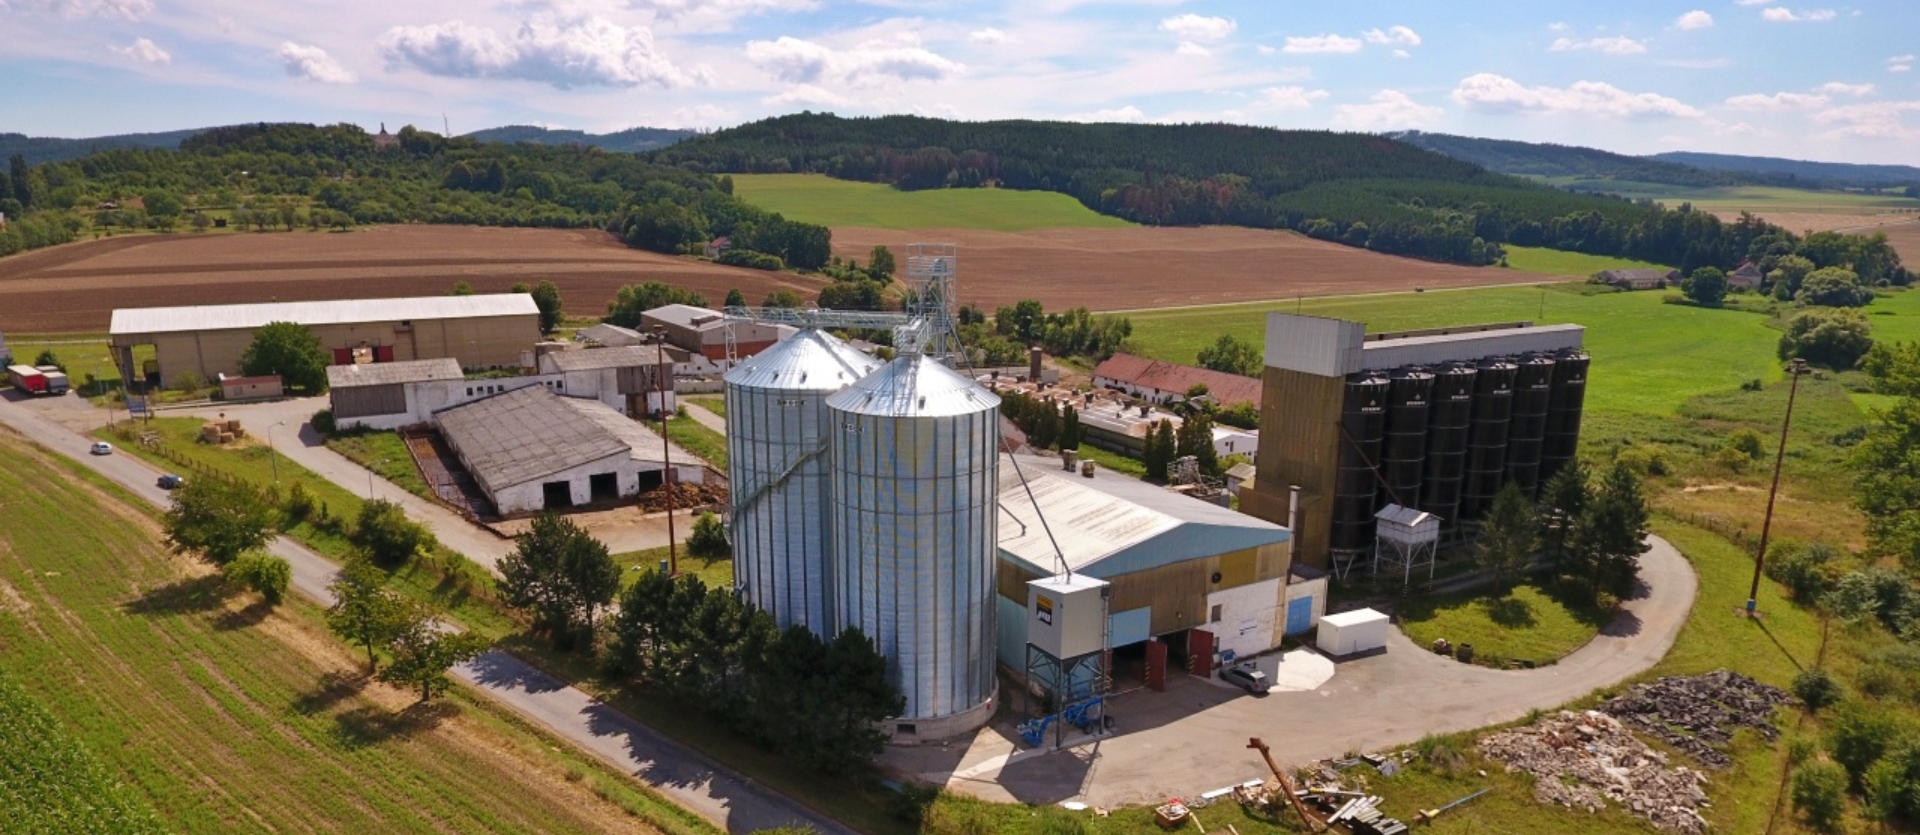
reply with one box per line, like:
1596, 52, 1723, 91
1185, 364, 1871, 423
267, 420, 285, 482
653, 325, 677, 578
1746, 357, 1810, 617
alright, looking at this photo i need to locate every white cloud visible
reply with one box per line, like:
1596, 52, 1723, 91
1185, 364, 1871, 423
1813, 100, 1920, 140
1159, 14, 1235, 41
1734, 0, 1770, 4
745, 35, 962, 86
1175, 41, 1210, 57
763, 83, 852, 107
1064, 105, 1147, 123
1761, 7, 1836, 22
1724, 91, 1829, 110
1451, 73, 1703, 119
1890, 54, 1915, 73
1256, 86, 1329, 109
2, 0, 150, 21
1675, 10, 1714, 30
1393, 49, 1411, 59
278, 42, 354, 84
625, 0, 817, 34
1331, 89, 1442, 130
115, 36, 169, 65
1283, 34, 1362, 54
1817, 82, 1876, 97
1547, 21, 1570, 32
967, 28, 1007, 44
379, 12, 698, 89
1660, 57, 1732, 69
1550, 36, 1648, 55
1272, 66, 1314, 82
1255, 44, 1275, 55
1361, 25, 1421, 47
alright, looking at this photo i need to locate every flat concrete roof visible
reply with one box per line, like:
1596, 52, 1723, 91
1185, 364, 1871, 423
326, 358, 464, 389
1264, 312, 1584, 376
111, 294, 537, 338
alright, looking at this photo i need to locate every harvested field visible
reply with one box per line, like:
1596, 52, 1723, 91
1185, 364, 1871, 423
830, 226, 1527, 312
1709, 210, 1920, 233
0, 225, 825, 333
1884, 220, 1920, 265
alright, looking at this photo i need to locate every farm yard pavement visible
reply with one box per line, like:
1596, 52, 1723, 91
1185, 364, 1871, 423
884, 536, 1697, 809
0, 393, 851, 835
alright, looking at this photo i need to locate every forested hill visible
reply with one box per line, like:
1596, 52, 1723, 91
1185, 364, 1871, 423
0, 128, 205, 166
1385, 131, 1756, 188
0, 122, 833, 270
653, 113, 1794, 272
461, 125, 698, 153
1647, 151, 1920, 190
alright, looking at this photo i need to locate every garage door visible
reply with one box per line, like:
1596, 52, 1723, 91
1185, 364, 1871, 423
1286, 595, 1314, 635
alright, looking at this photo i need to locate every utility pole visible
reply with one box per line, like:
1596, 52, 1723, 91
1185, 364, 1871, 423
1747, 358, 1808, 617
655, 326, 677, 577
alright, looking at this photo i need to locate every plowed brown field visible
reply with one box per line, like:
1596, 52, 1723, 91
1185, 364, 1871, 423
830, 226, 1522, 312
1, 223, 1537, 333
1883, 221, 1920, 265
0, 226, 826, 333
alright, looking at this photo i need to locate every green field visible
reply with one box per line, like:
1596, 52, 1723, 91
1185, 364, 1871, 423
0, 436, 699, 834
729, 174, 1135, 231
1534, 178, 1920, 214
1397, 584, 1611, 668
1501, 244, 1673, 277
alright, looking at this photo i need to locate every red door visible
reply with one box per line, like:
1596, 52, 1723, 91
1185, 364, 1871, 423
1188, 629, 1215, 678
332, 348, 352, 364
1145, 640, 1168, 692
374, 345, 395, 363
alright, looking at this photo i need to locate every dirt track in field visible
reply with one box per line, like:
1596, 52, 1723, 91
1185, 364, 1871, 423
0, 226, 825, 333
830, 226, 1522, 312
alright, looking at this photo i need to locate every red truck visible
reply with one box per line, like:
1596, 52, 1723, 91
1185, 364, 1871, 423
7, 364, 49, 395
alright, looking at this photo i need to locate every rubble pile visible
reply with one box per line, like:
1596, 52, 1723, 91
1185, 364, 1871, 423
1479, 710, 1710, 835
1599, 670, 1792, 768
635, 481, 728, 513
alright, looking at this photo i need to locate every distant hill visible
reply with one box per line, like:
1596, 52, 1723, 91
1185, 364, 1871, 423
1385, 131, 1758, 188
1647, 151, 1920, 189
461, 125, 697, 154
0, 128, 205, 166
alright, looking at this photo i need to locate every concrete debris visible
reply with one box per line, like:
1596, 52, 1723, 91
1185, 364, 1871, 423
1599, 670, 1791, 769
1479, 710, 1709, 835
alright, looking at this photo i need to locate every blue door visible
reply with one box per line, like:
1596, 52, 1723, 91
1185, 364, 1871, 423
1285, 596, 1314, 635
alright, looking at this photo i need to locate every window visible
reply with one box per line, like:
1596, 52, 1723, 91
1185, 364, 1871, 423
1209, 604, 1223, 623
465, 387, 472, 396
897, 723, 917, 736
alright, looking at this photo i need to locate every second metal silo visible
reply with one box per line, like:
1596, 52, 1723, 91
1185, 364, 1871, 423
1419, 362, 1476, 530
1381, 366, 1434, 511
1505, 353, 1557, 498
1460, 358, 1517, 520
828, 353, 1000, 735
1541, 349, 1590, 483
1331, 371, 1390, 559
725, 328, 882, 635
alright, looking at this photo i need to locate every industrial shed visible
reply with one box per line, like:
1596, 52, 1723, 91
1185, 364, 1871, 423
538, 345, 686, 417
994, 454, 1295, 686
642, 303, 787, 362
435, 386, 707, 515
110, 294, 540, 389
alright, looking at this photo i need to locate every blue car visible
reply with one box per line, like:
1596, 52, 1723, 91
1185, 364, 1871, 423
157, 474, 184, 490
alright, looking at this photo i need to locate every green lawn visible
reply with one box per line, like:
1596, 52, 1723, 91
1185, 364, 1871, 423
1532, 179, 1920, 214
662, 414, 727, 470
729, 173, 1135, 231
610, 544, 734, 590
684, 395, 726, 419
1127, 284, 1787, 416
1501, 244, 1673, 277
1397, 584, 1611, 668
0, 436, 703, 835
326, 430, 433, 501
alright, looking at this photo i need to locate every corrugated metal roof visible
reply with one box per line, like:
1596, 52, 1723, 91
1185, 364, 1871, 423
110, 294, 538, 336
827, 354, 999, 418
575, 323, 644, 347
435, 386, 696, 492
326, 358, 463, 389
642, 304, 728, 330
725, 327, 880, 392
1360, 324, 1584, 371
997, 453, 1288, 577
542, 344, 683, 372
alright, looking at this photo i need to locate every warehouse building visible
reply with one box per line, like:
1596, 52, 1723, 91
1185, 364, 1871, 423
994, 454, 1305, 691
436, 386, 706, 515
1093, 353, 1261, 410
110, 294, 540, 389
328, 358, 575, 431
1240, 314, 1587, 573
536, 344, 684, 416
642, 303, 787, 362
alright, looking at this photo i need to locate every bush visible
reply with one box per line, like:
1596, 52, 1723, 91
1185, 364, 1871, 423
1829, 702, 1911, 781
1725, 428, 1766, 461
1792, 760, 1848, 831
1766, 541, 1841, 603
1779, 307, 1873, 369
224, 552, 292, 605
715, 249, 785, 271
350, 499, 434, 566
1614, 444, 1670, 477
284, 481, 316, 523
687, 512, 729, 557
1795, 669, 1845, 712
311, 408, 336, 436
171, 370, 206, 393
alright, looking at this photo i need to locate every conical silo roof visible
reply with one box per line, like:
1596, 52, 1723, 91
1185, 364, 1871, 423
724, 327, 881, 392
827, 353, 1000, 417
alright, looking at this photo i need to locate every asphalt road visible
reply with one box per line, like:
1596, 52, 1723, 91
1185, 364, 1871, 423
0, 393, 849, 835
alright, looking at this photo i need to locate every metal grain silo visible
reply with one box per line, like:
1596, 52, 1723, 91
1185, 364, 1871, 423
1331, 371, 1390, 559
1541, 349, 1590, 483
1460, 358, 1517, 520
1381, 367, 1434, 512
1506, 353, 1557, 498
725, 328, 882, 635
1419, 362, 1476, 529
828, 354, 1000, 735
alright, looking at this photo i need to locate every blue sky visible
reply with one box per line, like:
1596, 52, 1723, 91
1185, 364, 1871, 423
4, 0, 1918, 164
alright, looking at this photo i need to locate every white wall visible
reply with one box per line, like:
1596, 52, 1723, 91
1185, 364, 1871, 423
1213, 427, 1258, 459
491, 452, 708, 515
1282, 575, 1328, 644
1206, 577, 1283, 663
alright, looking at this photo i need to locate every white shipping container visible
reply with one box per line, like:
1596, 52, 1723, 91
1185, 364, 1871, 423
1316, 608, 1389, 657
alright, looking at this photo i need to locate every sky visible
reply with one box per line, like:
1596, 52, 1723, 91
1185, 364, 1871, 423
3, 0, 1919, 165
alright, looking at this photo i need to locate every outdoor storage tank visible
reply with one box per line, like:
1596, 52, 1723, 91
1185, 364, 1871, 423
1505, 353, 1557, 498
1331, 371, 1391, 555
828, 353, 1000, 734
1460, 358, 1518, 520
1381, 367, 1434, 513
1419, 362, 1476, 529
1541, 349, 1590, 483
724, 328, 882, 635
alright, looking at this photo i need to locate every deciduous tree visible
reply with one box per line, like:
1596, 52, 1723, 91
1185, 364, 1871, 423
1779, 308, 1873, 369
239, 321, 330, 393
349, 499, 434, 567
224, 552, 291, 605
327, 557, 410, 672
530, 280, 563, 333
496, 512, 621, 650
1196, 334, 1262, 377
1681, 266, 1727, 306
377, 604, 490, 702
163, 477, 277, 567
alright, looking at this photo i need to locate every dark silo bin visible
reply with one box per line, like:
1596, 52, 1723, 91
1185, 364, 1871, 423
1505, 353, 1557, 498
1419, 362, 1476, 529
1381, 366, 1435, 512
1541, 349, 1590, 483
1461, 357, 1518, 520
1331, 371, 1390, 555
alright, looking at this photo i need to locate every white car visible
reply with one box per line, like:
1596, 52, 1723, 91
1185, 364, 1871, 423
1222, 666, 1270, 695
89, 441, 114, 456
